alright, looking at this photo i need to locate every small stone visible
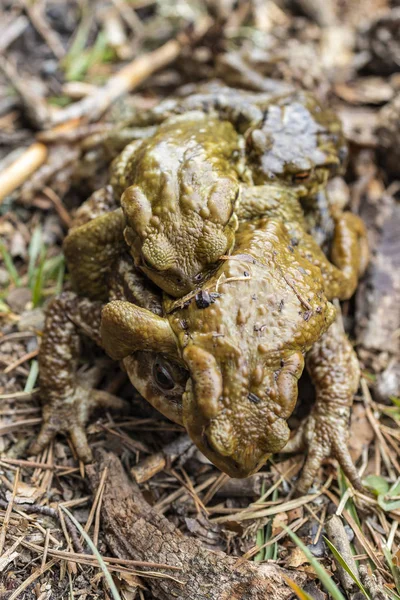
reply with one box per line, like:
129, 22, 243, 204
6, 287, 32, 313
18, 308, 45, 333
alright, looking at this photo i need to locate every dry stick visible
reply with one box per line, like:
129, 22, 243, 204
50, 37, 182, 126
325, 515, 360, 596
0, 535, 24, 571
0, 458, 71, 471
0, 143, 48, 204
202, 472, 229, 506
84, 467, 108, 534
0, 468, 19, 555
93, 483, 106, 547
19, 538, 183, 583
0, 15, 29, 53
3, 349, 39, 374
41, 528, 51, 573
131, 433, 193, 483
323, 488, 386, 573
0, 389, 39, 401
86, 450, 307, 600
57, 506, 77, 575
0, 55, 52, 127
22, 0, 66, 59
213, 478, 331, 524
0, 34, 187, 205
154, 474, 217, 513
361, 378, 400, 475
43, 186, 72, 228
20, 538, 183, 571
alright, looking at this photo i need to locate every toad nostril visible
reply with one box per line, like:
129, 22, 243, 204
248, 392, 261, 404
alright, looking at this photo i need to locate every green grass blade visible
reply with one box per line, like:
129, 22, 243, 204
61, 506, 122, 600
283, 525, 346, 600
383, 546, 400, 596
0, 242, 21, 286
264, 488, 278, 561
42, 253, 64, 278
24, 360, 39, 393
31, 249, 46, 307
254, 525, 265, 562
324, 537, 371, 599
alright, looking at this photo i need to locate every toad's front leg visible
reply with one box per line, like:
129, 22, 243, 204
284, 318, 363, 495
30, 292, 127, 462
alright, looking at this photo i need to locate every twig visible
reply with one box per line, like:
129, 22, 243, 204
0, 418, 41, 436
93, 482, 105, 547
19, 537, 183, 571
0, 143, 48, 204
323, 488, 386, 573
325, 515, 360, 595
0, 55, 52, 127
0, 535, 24, 572
213, 478, 332, 523
0, 468, 19, 555
111, 0, 144, 36
41, 528, 51, 573
42, 186, 72, 228
57, 505, 77, 575
22, 0, 66, 59
362, 378, 400, 475
0, 458, 70, 471
3, 349, 39, 374
0, 389, 39, 401
131, 434, 193, 483
0, 15, 29, 53
84, 467, 108, 535
50, 38, 182, 126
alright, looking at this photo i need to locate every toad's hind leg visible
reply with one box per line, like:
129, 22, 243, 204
284, 318, 363, 495
63, 187, 126, 301
297, 212, 368, 300
330, 212, 369, 293
30, 292, 127, 462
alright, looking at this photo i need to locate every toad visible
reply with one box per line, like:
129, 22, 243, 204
31, 184, 367, 494
65, 86, 349, 301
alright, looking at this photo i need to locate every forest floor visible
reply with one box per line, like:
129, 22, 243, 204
1, 1, 400, 599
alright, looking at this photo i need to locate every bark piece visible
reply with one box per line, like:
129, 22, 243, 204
86, 450, 305, 600
356, 192, 400, 356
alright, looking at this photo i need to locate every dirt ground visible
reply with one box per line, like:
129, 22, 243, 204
1, 1, 400, 599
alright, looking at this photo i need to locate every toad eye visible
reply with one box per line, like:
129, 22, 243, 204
293, 171, 311, 183
153, 357, 175, 391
